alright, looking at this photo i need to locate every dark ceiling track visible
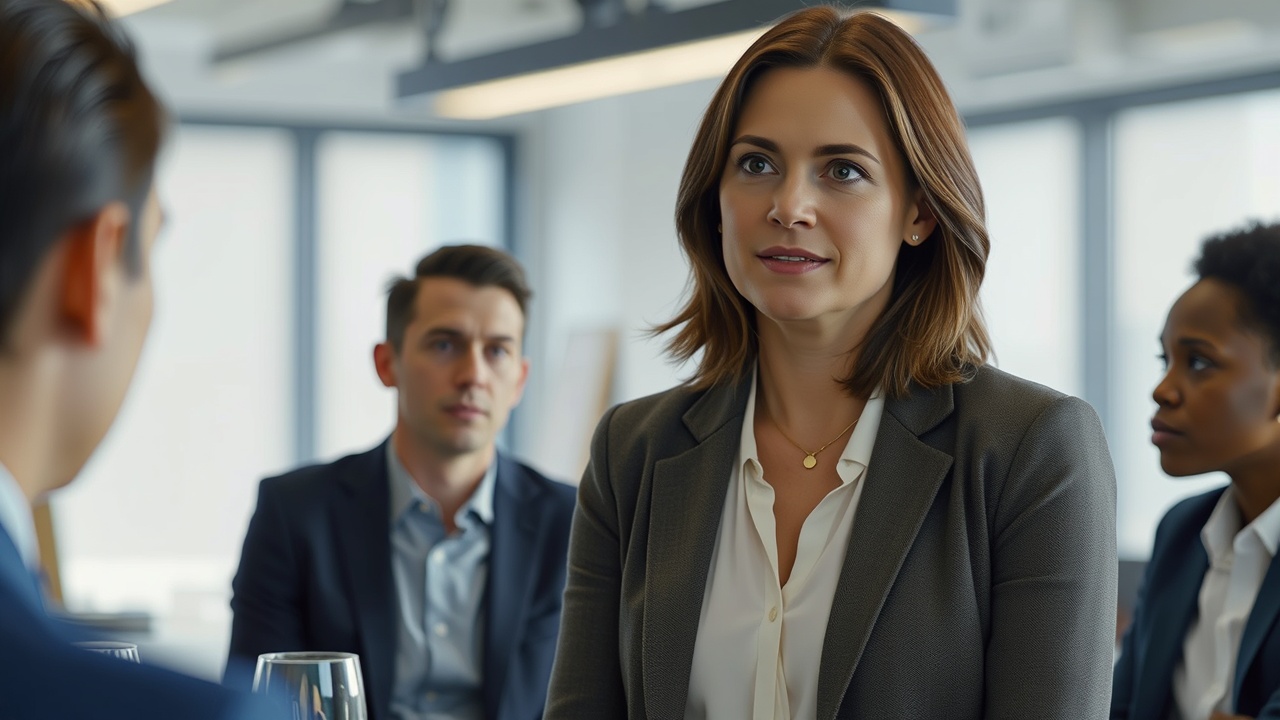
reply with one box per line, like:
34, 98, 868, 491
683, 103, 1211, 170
396, 0, 955, 98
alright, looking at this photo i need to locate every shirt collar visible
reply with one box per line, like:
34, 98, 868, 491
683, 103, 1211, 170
1200, 485, 1280, 562
0, 462, 39, 571
1247, 492, 1280, 558
738, 364, 884, 486
386, 440, 497, 527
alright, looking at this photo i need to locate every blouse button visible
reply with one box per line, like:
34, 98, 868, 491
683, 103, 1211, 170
768, 606, 778, 622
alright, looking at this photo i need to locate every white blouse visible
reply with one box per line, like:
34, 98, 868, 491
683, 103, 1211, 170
1173, 487, 1280, 720
684, 374, 884, 720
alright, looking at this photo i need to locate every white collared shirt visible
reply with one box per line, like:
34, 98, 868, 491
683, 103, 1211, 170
0, 462, 38, 572
684, 373, 884, 720
1173, 487, 1280, 720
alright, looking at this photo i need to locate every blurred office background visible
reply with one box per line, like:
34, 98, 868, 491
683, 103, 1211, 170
46, 0, 1280, 677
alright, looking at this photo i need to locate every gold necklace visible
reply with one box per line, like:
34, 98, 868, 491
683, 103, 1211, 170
772, 415, 859, 469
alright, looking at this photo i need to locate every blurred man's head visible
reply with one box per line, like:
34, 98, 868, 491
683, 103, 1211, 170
374, 245, 531, 462
0, 0, 166, 497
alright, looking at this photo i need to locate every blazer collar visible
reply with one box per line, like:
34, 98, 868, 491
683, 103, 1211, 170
641, 375, 751, 719
484, 454, 551, 718
816, 383, 955, 720
1133, 492, 1218, 720
335, 440, 397, 720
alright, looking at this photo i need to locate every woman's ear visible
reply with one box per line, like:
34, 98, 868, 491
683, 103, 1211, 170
903, 187, 938, 246
59, 202, 129, 347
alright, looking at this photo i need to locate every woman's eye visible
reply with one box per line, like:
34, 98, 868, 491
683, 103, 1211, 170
1189, 355, 1212, 371
827, 160, 865, 183
739, 155, 774, 175
1156, 352, 1169, 369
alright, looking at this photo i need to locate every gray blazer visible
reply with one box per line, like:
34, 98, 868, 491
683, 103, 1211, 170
546, 365, 1118, 720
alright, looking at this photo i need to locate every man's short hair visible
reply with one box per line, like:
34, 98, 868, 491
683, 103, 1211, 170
385, 244, 532, 350
0, 0, 166, 346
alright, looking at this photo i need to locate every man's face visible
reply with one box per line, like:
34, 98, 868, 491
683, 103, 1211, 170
376, 277, 529, 460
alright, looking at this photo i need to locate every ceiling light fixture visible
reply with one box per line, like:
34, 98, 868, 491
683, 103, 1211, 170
99, 0, 172, 17
429, 9, 932, 119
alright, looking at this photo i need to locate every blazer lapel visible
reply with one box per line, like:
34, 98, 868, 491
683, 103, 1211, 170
1235, 553, 1280, 705
1133, 539, 1207, 720
816, 383, 954, 720
641, 376, 752, 720
334, 442, 397, 720
484, 454, 542, 720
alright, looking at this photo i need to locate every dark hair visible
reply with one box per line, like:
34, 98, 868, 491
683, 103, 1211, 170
385, 244, 532, 350
655, 6, 990, 398
1194, 221, 1280, 364
0, 0, 165, 347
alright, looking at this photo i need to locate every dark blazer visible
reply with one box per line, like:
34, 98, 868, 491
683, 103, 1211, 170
546, 365, 1118, 720
227, 441, 576, 720
1112, 487, 1280, 720
0, 527, 272, 720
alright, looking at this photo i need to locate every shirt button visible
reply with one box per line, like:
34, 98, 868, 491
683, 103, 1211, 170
431, 549, 445, 563
768, 606, 778, 622
434, 622, 449, 637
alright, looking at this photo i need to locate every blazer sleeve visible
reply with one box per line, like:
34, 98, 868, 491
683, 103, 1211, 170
225, 478, 306, 689
544, 405, 628, 719
983, 394, 1119, 719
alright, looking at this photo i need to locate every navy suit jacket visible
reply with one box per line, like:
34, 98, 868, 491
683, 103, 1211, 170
0, 526, 274, 720
1113, 487, 1280, 719
227, 442, 576, 720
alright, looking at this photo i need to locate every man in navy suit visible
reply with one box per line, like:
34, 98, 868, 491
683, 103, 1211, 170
0, 1, 276, 718
228, 244, 576, 720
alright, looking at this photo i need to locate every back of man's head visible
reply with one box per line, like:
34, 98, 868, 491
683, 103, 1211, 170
0, 0, 165, 348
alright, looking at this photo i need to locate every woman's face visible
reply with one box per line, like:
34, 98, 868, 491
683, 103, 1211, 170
1152, 278, 1280, 478
717, 65, 933, 335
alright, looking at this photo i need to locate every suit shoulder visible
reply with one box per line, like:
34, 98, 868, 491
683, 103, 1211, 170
1155, 487, 1226, 544
511, 459, 577, 508
954, 365, 1098, 429
257, 443, 384, 500
600, 384, 704, 444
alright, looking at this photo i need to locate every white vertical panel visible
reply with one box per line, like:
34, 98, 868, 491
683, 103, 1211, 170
969, 117, 1084, 398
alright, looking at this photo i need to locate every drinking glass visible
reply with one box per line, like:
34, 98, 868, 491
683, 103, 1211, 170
75, 641, 141, 663
253, 651, 368, 720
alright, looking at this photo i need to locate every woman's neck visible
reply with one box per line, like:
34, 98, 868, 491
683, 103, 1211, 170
754, 318, 869, 441
1228, 443, 1280, 525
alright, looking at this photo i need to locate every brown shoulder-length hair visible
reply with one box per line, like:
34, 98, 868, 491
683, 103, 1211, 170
655, 6, 991, 399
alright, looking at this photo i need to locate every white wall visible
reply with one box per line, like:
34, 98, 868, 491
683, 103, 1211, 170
513, 81, 713, 481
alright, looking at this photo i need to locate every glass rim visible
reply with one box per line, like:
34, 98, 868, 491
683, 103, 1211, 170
75, 641, 139, 650
257, 651, 360, 664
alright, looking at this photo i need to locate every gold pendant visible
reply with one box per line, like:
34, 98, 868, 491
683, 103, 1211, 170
803, 454, 817, 469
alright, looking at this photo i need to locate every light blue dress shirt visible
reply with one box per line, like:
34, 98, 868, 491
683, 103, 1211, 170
0, 462, 38, 572
387, 442, 494, 720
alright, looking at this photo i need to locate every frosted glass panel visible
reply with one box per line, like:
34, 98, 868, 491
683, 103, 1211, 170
53, 126, 296, 621
968, 118, 1083, 398
315, 133, 505, 460
1113, 90, 1280, 558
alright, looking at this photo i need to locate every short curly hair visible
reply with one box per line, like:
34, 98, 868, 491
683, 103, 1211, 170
1194, 221, 1280, 365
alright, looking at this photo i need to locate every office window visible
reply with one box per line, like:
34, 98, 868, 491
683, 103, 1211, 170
53, 126, 296, 630
314, 133, 506, 460
968, 118, 1084, 398
1113, 89, 1280, 557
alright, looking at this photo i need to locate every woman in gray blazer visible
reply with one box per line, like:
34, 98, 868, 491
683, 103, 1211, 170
546, 7, 1118, 720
